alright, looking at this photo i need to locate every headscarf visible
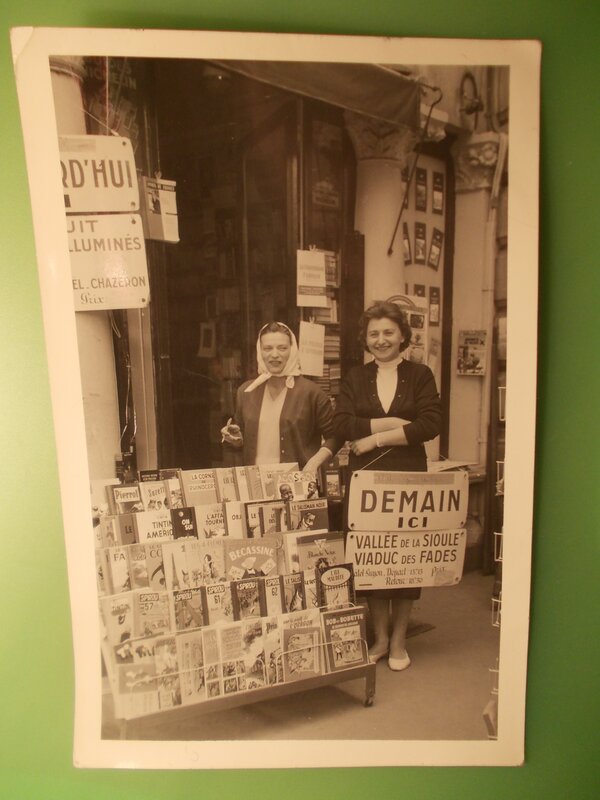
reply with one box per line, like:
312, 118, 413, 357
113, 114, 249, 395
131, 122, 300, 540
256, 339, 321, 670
243, 322, 301, 393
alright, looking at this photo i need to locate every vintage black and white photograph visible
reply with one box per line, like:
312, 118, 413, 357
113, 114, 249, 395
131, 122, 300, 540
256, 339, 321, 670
12, 28, 540, 769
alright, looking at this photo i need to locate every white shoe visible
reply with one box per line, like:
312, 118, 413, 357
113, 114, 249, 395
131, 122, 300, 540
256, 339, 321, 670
388, 650, 411, 671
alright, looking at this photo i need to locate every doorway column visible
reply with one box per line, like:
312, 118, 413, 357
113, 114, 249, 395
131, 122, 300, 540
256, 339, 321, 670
345, 112, 420, 306
50, 57, 121, 479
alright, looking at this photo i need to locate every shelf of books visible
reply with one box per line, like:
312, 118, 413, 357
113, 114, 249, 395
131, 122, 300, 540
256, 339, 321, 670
93, 462, 375, 738
302, 250, 342, 399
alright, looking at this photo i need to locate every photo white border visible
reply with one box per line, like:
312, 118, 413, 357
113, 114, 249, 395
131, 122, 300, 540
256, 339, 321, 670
11, 27, 540, 769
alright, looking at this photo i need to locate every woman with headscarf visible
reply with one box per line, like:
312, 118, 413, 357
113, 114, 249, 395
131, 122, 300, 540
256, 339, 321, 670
221, 322, 338, 473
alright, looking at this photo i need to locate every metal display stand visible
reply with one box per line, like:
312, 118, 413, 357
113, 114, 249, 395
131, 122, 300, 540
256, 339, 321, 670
116, 657, 376, 740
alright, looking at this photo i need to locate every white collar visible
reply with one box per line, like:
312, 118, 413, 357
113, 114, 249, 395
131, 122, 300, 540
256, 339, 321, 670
374, 354, 404, 371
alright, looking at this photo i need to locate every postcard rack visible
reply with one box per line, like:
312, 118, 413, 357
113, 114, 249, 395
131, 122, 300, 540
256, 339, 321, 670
115, 656, 376, 740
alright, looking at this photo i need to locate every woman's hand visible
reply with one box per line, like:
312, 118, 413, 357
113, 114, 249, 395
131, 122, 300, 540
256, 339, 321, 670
350, 434, 378, 456
303, 446, 334, 476
221, 418, 243, 448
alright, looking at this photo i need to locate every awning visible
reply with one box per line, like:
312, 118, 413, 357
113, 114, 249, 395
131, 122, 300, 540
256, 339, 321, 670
214, 60, 420, 129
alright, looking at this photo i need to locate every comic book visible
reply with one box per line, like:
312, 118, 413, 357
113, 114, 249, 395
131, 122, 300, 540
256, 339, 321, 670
214, 467, 239, 503
281, 528, 329, 573
104, 545, 132, 595
324, 467, 343, 500
281, 626, 322, 683
128, 543, 150, 589
115, 513, 137, 546
231, 578, 266, 620
262, 615, 284, 686
97, 515, 119, 548
171, 587, 207, 632
219, 617, 266, 694
259, 501, 290, 535
320, 604, 368, 672
223, 501, 248, 539
185, 537, 227, 586
107, 483, 144, 515
201, 626, 223, 699
163, 475, 184, 509
287, 497, 329, 532
195, 503, 228, 538
144, 542, 166, 590
223, 534, 280, 582
303, 569, 319, 609
134, 590, 172, 639
296, 530, 346, 573
204, 582, 234, 626
134, 509, 174, 543
138, 480, 168, 511
161, 539, 193, 591
179, 468, 218, 506
232, 466, 251, 502
154, 635, 182, 709
281, 572, 306, 614
176, 629, 206, 705
100, 592, 135, 647
316, 563, 356, 610
258, 462, 299, 500
244, 465, 264, 501
261, 575, 284, 616
169, 506, 198, 539
275, 470, 319, 502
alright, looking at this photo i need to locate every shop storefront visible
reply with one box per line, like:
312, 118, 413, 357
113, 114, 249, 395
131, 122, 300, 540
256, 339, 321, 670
49, 51, 510, 740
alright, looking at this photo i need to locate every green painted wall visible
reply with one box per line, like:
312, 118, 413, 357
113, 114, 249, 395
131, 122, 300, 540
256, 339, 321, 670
1, 2, 598, 798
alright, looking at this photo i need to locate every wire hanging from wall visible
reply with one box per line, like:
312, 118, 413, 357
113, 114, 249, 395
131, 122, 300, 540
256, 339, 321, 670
386, 83, 443, 257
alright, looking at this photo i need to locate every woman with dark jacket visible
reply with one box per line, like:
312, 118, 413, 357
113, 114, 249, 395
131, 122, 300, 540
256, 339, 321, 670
222, 321, 338, 473
333, 301, 442, 671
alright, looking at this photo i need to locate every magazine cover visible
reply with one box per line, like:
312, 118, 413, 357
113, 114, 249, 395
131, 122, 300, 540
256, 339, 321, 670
180, 469, 218, 506
281, 626, 323, 683
224, 535, 280, 581
194, 503, 228, 538
169, 506, 198, 539
11, 27, 540, 768
185, 538, 227, 586
296, 530, 346, 572
287, 498, 329, 531
316, 564, 357, 610
134, 509, 174, 543
171, 587, 206, 632
275, 470, 319, 501
321, 605, 369, 672
176, 629, 207, 706
138, 480, 168, 511
231, 578, 267, 620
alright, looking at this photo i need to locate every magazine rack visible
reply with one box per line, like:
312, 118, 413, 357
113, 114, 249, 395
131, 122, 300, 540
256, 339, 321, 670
105, 637, 376, 740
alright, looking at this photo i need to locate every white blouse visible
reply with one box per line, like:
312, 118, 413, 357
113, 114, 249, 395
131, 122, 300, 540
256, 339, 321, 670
255, 385, 288, 464
375, 355, 404, 413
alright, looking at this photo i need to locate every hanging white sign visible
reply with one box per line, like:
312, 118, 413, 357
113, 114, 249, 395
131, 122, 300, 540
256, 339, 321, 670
346, 528, 467, 589
141, 176, 180, 242
67, 214, 149, 310
347, 470, 469, 532
296, 249, 328, 307
298, 320, 325, 376
59, 135, 139, 213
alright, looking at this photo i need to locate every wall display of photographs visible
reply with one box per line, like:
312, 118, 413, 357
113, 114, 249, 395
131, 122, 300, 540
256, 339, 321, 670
432, 171, 445, 214
415, 166, 428, 211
